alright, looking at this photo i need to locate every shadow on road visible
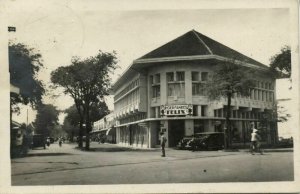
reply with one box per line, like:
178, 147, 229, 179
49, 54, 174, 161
26, 153, 74, 157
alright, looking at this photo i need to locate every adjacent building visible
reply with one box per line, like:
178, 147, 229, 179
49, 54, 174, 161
91, 112, 116, 143
102, 30, 277, 148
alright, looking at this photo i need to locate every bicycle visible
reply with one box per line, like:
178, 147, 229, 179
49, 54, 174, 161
250, 141, 263, 155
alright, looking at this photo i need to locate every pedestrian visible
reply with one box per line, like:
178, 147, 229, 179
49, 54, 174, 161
46, 137, 51, 147
160, 132, 167, 157
59, 137, 63, 147
250, 128, 263, 155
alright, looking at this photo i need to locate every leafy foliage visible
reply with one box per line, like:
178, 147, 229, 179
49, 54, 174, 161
206, 61, 256, 100
33, 104, 59, 136
205, 60, 257, 148
51, 50, 117, 149
270, 46, 291, 78
9, 43, 45, 113
63, 102, 109, 141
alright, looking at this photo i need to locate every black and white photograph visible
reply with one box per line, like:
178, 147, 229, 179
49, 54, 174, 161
1, 0, 299, 193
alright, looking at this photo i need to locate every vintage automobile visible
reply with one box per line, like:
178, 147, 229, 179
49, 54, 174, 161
31, 134, 46, 149
49, 137, 55, 143
185, 132, 225, 151
176, 136, 193, 149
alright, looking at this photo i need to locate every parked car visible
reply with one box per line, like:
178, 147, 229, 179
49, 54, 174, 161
278, 137, 293, 148
176, 136, 193, 149
31, 134, 46, 149
185, 132, 224, 151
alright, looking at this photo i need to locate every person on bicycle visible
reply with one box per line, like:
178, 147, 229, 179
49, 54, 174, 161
250, 128, 263, 155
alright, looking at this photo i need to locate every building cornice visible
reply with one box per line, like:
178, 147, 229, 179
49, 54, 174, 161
134, 54, 269, 71
115, 116, 260, 127
113, 54, 270, 90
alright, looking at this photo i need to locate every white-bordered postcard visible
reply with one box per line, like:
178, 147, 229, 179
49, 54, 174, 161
0, 0, 299, 193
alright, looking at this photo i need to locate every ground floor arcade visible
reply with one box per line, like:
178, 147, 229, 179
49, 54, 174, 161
115, 118, 277, 148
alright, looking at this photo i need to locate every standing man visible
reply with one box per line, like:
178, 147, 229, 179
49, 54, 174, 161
160, 132, 167, 157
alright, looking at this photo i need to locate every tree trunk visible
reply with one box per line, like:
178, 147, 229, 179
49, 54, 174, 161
74, 100, 84, 148
78, 121, 83, 148
225, 92, 232, 149
71, 131, 74, 142
86, 132, 90, 150
85, 104, 91, 150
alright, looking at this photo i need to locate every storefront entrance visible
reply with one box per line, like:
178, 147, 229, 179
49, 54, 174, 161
168, 120, 185, 147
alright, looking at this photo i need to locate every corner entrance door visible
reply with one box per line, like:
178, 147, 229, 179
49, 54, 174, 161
168, 120, 185, 147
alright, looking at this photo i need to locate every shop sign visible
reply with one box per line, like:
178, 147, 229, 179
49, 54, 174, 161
160, 104, 193, 116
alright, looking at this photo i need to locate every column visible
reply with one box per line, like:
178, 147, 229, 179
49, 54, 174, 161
160, 72, 167, 105
185, 70, 192, 104
197, 105, 202, 116
184, 120, 194, 136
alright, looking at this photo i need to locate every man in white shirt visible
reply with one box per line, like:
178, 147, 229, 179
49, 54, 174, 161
250, 128, 263, 155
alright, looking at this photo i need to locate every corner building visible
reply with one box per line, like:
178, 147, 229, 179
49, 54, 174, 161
112, 30, 277, 148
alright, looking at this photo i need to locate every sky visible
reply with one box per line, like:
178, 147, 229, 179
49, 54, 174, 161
3, 0, 295, 131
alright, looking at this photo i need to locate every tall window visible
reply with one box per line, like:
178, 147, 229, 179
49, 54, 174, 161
155, 74, 160, 83
168, 83, 185, 97
201, 72, 208, 81
167, 72, 174, 82
192, 83, 206, 96
193, 105, 198, 116
150, 75, 154, 84
151, 74, 160, 98
201, 105, 207, 116
265, 82, 268, 89
192, 72, 199, 81
176, 71, 185, 81
167, 71, 185, 97
152, 85, 160, 98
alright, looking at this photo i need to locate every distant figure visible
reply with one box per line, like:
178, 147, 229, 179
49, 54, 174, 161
250, 128, 262, 155
160, 132, 167, 157
46, 137, 51, 147
59, 137, 63, 147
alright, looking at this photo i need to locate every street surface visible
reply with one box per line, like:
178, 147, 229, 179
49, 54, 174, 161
11, 142, 294, 185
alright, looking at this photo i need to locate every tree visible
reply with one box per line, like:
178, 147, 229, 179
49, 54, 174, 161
51, 50, 117, 150
63, 102, 109, 142
270, 45, 291, 78
205, 60, 256, 149
9, 43, 45, 113
62, 119, 78, 142
50, 125, 67, 139
33, 104, 59, 137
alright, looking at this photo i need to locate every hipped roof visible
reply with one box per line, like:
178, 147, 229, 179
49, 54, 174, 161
137, 30, 265, 68
113, 30, 268, 90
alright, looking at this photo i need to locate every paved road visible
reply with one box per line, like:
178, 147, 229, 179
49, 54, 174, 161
11, 142, 294, 185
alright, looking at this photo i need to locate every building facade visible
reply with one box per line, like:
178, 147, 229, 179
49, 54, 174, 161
91, 112, 116, 143
111, 30, 277, 148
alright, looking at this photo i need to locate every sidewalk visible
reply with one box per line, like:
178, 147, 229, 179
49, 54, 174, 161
88, 142, 294, 153
237, 147, 293, 153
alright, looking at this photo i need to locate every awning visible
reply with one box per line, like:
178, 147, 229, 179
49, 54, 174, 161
106, 128, 112, 135
91, 127, 114, 135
